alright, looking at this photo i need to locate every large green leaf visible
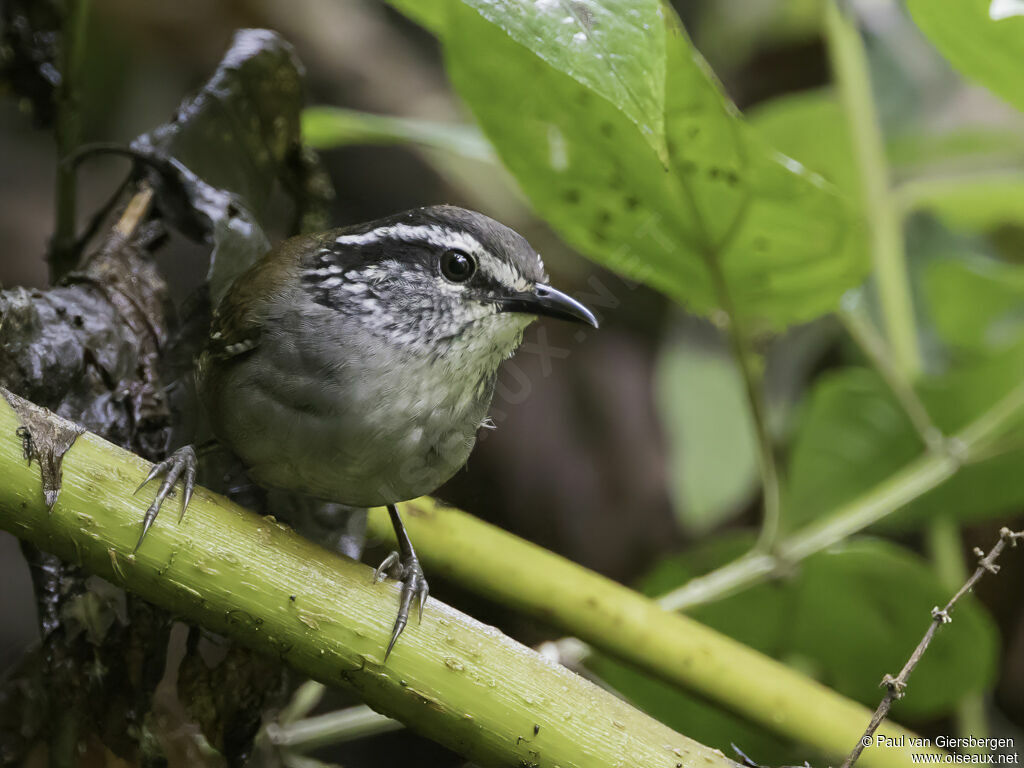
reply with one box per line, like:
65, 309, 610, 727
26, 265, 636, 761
655, 333, 759, 534
444, 7, 866, 328
785, 349, 1024, 532
784, 368, 920, 534
388, 0, 667, 156
898, 175, 1024, 233
907, 0, 1024, 114
925, 256, 1024, 350
590, 534, 998, 745
747, 89, 858, 202
887, 128, 1024, 177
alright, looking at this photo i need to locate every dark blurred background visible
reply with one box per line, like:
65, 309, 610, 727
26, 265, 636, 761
2, 1, 1023, 766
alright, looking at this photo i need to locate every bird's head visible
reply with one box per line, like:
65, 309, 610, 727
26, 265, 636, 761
300, 205, 597, 366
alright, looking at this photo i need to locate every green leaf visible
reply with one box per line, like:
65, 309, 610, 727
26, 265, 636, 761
388, 0, 667, 157
897, 175, 1024, 233
784, 368, 920, 534
444, 7, 867, 328
747, 89, 858, 200
785, 350, 1024, 532
924, 256, 1024, 350
591, 534, 998, 731
907, 0, 1024, 114
462, 0, 666, 157
887, 128, 1024, 176
302, 107, 494, 162
655, 333, 759, 534
385, 0, 448, 36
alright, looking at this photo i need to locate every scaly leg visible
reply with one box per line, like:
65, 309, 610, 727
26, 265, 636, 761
374, 503, 429, 660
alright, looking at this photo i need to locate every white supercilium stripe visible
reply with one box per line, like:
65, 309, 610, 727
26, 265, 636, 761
335, 223, 535, 291
335, 224, 485, 256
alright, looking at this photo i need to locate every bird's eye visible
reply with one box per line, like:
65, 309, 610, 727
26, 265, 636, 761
439, 249, 476, 283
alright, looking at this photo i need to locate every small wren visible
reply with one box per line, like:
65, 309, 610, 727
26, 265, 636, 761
135, 205, 598, 657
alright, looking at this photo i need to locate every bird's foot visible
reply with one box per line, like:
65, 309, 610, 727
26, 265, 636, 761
133, 445, 198, 552
374, 549, 429, 660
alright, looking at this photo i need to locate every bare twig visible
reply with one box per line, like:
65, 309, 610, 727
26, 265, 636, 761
841, 527, 1024, 768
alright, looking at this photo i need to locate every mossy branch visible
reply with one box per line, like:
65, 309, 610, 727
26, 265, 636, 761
0, 388, 735, 768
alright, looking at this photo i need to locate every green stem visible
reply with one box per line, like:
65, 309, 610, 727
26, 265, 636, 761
665, 380, 1024, 609
706, 258, 781, 553
268, 706, 402, 752
358, 379, 1024, 762
52, 0, 91, 279
0, 389, 730, 768
365, 516, 936, 766
824, 0, 921, 379
837, 296, 943, 452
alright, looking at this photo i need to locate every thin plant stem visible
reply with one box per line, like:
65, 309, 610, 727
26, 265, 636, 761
824, 0, 921, 380
52, 0, 92, 279
268, 705, 403, 752
657, 380, 1024, 610
840, 528, 1023, 768
838, 296, 943, 453
706, 258, 782, 553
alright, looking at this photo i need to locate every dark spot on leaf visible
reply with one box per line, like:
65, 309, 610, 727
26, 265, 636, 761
563, 189, 581, 205
571, 1, 594, 30
592, 230, 608, 244
533, 724, 541, 736
600, 122, 614, 138
624, 196, 639, 211
687, 125, 700, 139
289, 595, 296, 602
596, 209, 612, 227
576, 91, 591, 106
726, 170, 740, 187
72, 315, 84, 327
709, 167, 721, 180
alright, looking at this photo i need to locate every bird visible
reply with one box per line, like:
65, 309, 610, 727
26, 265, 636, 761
133, 204, 598, 658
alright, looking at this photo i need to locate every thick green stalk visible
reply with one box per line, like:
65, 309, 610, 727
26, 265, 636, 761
824, 0, 921, 379
366, 504, 935, 768
364, 381, 1024, 763
0, 392, 729, 768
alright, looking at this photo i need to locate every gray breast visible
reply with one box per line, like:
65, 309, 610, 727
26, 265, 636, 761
205, 300, 496, 506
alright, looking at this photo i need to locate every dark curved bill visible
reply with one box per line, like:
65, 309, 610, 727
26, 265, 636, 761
496, 284, 599, 328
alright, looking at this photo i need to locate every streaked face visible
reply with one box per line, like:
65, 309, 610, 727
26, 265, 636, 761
299, 205, 595, 359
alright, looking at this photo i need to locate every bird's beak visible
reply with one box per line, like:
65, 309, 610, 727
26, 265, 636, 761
497, 284, 599, 328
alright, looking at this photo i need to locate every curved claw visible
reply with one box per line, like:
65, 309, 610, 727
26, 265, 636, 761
376, 550, 429, 661
133, 445, 198, 552
373, 551, 400, 584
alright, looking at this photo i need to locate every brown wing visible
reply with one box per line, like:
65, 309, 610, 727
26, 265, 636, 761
205, 233, 313, 360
